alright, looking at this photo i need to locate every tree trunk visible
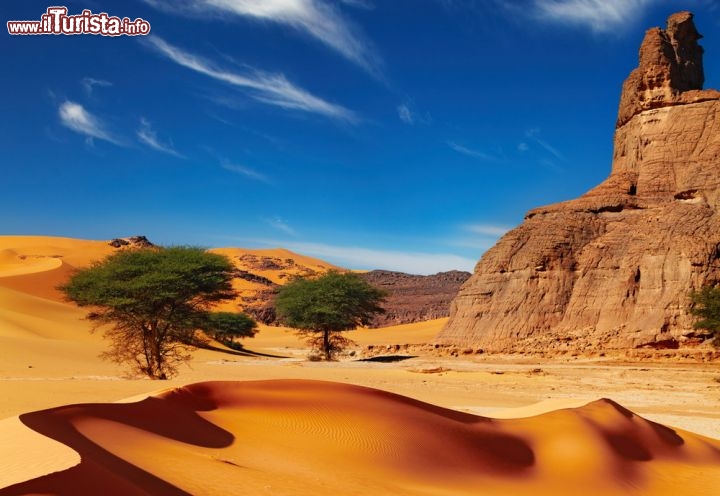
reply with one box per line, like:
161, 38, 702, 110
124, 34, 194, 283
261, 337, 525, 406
323, 330, 331, 361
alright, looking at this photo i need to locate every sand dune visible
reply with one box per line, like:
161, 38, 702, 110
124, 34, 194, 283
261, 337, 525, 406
209, 247, 341, 280
0, 236, 116, 271
0, 416, 79, 489
1, 380, 719, 495
0, 236, 116, 303
0, 236, 340, 304
209, 246, 342, 313
1, 235, 719, 494
0, 248, 62, 277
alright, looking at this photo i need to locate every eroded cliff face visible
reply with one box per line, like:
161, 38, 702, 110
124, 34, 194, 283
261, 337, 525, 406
439, 12, 720, 352
359, 270, 471, 328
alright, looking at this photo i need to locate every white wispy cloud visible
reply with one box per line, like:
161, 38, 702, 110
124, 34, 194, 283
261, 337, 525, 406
265, 216, 296, 235
447, 141, 495, 161
141, 0, 382, 76
464, 224, 511, 237
525, 128, 564, 161
339, 0, 374, 9
397, 102, 430, 125
221, 160, 271, 183
58, 101, 122, 146
137, 118, 185, 158
530, 0, 654, 33
260, 240, 476, 274
144, 36, 357, 122
397, 104, 414, 124
448, 223, 511, 251
81, 77, 112, 96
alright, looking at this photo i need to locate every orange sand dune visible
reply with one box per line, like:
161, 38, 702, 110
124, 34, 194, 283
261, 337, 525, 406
0, 236, 344, 315
0, 236, 118, 303
210, 247, 342, 278
210, 246, 343, 312
2, 380, 719, 496
0, 236, 116, 270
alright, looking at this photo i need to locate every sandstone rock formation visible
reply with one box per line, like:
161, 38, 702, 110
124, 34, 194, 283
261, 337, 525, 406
439, 12, 720, 352
617, 12, 719, 127
359, 270, 471, 328
108, 236, 155, 249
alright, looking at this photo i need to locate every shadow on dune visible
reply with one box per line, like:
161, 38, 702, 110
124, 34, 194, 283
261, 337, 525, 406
0, 394, 234, 496
357, 354, 417, 363
197, 342, 288, 359
576, 399, 687, 465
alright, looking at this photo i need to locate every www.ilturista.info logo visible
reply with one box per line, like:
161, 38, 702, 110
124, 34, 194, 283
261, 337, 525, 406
7, 7, 151, 36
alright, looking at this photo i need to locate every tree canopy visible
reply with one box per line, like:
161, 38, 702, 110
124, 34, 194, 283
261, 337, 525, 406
205, 311, 258, 349
274, 271, 385, 360
690, 286, 720, 347
60, 246, 255, 378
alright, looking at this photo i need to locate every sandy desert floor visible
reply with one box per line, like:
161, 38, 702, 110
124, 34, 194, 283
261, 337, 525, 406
1, 236, 719, 494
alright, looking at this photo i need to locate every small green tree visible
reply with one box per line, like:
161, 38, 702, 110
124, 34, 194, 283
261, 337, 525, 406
274, 271, 385, 360
690, 286, 720, 347
205, 311, 258, 349
60, 246, 243, 379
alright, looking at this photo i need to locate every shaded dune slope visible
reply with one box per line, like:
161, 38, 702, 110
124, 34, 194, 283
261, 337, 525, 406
0, 262, 76, 302
3, 380, 720, 495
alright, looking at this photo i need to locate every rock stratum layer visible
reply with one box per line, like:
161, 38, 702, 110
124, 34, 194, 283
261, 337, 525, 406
439, 12, 720, 352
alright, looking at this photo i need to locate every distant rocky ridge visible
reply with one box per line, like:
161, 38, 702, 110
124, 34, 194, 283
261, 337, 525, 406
108, 236, 155, 249
359, 270, 471, 328
240, 268, 471, 328
439, 12, 720, 353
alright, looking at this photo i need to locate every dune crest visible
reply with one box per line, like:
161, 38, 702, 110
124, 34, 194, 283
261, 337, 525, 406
2, 380, 719, 495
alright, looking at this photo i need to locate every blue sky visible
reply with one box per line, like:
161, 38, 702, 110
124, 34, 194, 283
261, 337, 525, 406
2, 0, 719, 274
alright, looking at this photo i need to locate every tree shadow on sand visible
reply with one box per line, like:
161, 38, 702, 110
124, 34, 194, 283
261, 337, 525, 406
196, 341, 288, 359
357, 354, 417, 363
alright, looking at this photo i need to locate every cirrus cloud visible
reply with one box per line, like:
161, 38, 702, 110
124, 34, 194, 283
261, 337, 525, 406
144, 36, 357, 122
141, 0, 382, 76
58, 101, 122, 146
530, 0, 655, 33
137, 118, 185, 158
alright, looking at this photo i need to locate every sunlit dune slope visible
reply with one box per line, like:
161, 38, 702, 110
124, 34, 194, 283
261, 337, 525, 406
0, 236, 117, 270
210, 247, 342, 283
209, 247, 343, 312
0, 236, 119, 302
0, 238, 116, 369
3, 380, 719, 496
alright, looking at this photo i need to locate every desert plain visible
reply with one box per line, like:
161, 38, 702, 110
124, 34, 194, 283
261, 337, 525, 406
0, 235, 719, 495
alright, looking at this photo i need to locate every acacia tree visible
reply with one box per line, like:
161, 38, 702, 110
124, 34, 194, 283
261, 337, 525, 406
61, 246, 255, 379
274, 271, 385, 360
206, 311, 258, 349
690, 286, 720, 347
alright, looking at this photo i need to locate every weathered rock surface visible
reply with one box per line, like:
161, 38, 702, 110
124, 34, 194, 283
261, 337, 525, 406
616, 11, 719, 127
439, 12, 720, 352
359, 270, 471, 328
108, 236, 155, 249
